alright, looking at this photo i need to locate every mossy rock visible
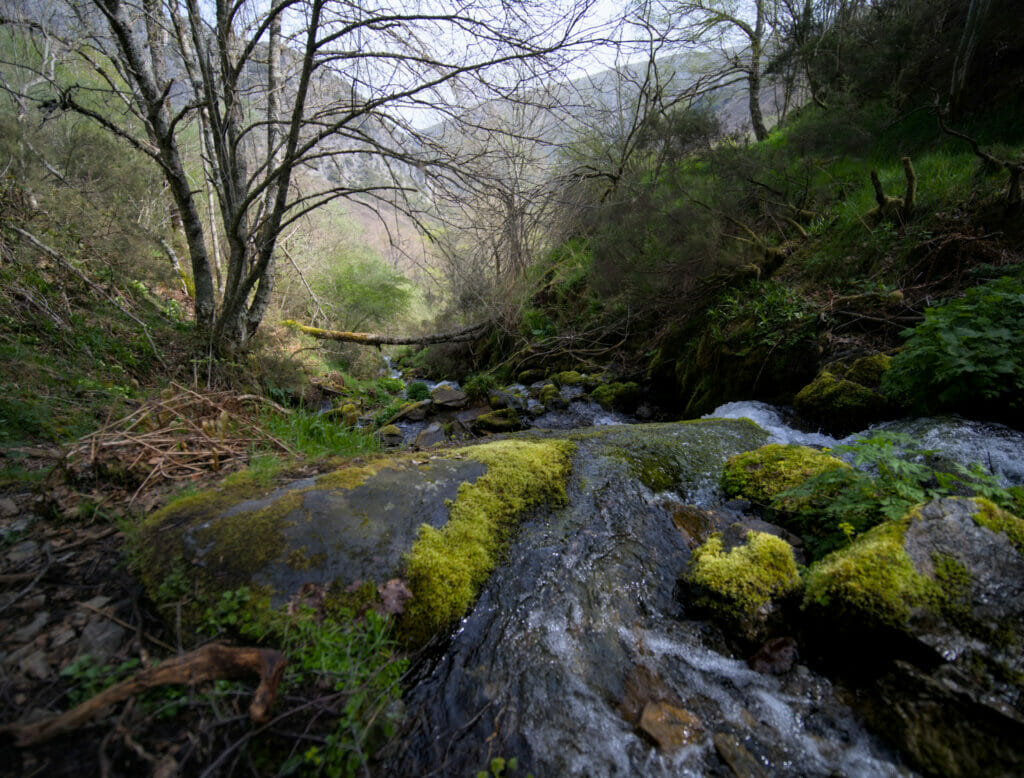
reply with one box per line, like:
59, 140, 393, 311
472, 408, 522, 433
794, 355, 896, 434
687, 530, 801, 642
538, 383, 566, 410
550, 370, 584, 387
804, 497, 1024, 637
720, 444, 848, 506
590, 381, 641, 412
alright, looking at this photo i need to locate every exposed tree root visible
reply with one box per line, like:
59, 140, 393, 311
1, 644, 287, 747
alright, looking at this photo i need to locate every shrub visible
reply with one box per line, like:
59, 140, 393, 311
882, 276, 1024, 414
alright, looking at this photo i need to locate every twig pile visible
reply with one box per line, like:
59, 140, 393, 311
63, 384, 297, 503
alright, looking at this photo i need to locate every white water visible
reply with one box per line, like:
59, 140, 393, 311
705, 401, 1024, 486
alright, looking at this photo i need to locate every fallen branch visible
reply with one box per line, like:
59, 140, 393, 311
282, 319, 488, 346
934, 103, 1022, 207
1, 643, 287, 746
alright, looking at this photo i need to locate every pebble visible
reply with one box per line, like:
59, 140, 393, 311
0, 497, 19, 517
10, 611, 50, 645
19, 649, 52, 680
77, 620, 127, 663
5, 540, 39, 565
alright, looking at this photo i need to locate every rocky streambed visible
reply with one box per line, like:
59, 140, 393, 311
132, 401, 1024, 776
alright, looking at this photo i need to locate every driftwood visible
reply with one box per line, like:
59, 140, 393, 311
282, 319, 488, 346
1, 644, 287, 747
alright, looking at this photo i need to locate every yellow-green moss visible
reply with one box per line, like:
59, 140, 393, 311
720, 444, 848, 505
590, 381, 641, 411
551, 370, 584, 387
314, 458, 397, 490
401, 438, 575, 643
688, 531, 801, 623
970, 497, 1024, 555
845, 354, 892, 386
803, 519, 934, 629
538, 383, 561, 406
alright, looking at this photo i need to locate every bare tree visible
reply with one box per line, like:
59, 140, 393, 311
657, 0, 781, 141
4, 0, 604, 355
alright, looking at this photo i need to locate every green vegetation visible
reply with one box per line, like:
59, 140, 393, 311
688, 531, 801, 630
769, 432, 1020, 560
883, 276, 1024, 419
402, 439, 575, 643
720, 444, 849, 507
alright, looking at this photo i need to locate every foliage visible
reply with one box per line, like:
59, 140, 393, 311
312, 254, 414, 334
256, 408, 379, 459
882, 276, 1024, 414
707, 280, 815, 352
60, 655, 141, 706
772, 431, 1018, 560
463, 372, 497, 401
203, 588, 407, 777
405, 381, 430, 401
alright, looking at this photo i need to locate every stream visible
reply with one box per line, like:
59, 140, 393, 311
376, 402, 1024, 776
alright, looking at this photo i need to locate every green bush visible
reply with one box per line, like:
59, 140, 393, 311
406, 381, 430, 401
882, 276, 1024, 413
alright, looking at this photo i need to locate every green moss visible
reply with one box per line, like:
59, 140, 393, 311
794, 371, 883, 411
194, 490, 305, 582
473, 408, 522, 433
803, 519, 935, 629
551, 370, 584, 387
325, 579, 380, 616
970, 497, 1024, 555
314, 459, 396, 490
845, 354, 892, 386
402, 438, 575, 643
688, 531, 801, 624
538, 383, 561, 407
590, 381, 641, 411
720, 444, 848, 505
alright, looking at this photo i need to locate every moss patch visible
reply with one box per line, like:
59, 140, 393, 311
401, 438, 575, 643
970, 497, 1024, 555
794, 355, 895, 432
720, 444, 848, 506
590, 381, 641, 412
314, 458, 396, 490
688, 531, 801, 626
803, 519, 935, 629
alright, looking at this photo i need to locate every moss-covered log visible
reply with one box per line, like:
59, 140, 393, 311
281, 319, 488, 346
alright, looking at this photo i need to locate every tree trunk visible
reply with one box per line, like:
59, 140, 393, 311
747, 7, 769, 143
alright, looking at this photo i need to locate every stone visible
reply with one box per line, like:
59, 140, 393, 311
379, 424, 404, 447
638, 701, 704, 750
747, 636, 799, 674
19, 649, 52, 680
430, 385, 467, 409
413, 422, 446, 449
487, 390, 526, 412
391, 400, 432, 422
77, 620, 127, 663
0, 497, 18, 517
11, 611, 50, 645
472, 409, 522, 434
5, 540, 39, 565
793, 354, 896, 435
713, 732, 768, 778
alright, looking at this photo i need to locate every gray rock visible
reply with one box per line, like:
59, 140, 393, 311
413, 422, 447, 449
391, 399, 432, 422
430, 385, 467, 409
5, 540, 39, 565
11, 611, 50, 645
77, 620, 127, 663
19, 649, 52, 680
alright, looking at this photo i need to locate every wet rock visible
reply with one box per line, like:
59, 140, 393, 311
5, 540, 39, 565
713, 732, 768, 778
413, 422, 446, 449
590, 381, 641, 412
638, 701, 704, 750
720, 444, 848, 507
430, 385, 467, 409
391, 399, 432, 422
77, 620, 127, 663
686, 530, 801, 644
472, 409, 522, 434
721, 519, 806, 566
11, 611, 50, 644
487, 389, 526, 412
794, 354, 896, 435
379, 424, 404, 447
537, 383, 566, 410
804, 497, 1024, 776
747, 637, 798, 674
